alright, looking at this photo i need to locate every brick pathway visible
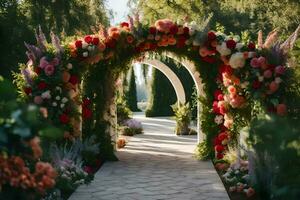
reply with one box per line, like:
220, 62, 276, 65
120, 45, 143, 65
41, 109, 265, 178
69, 113, 229, 200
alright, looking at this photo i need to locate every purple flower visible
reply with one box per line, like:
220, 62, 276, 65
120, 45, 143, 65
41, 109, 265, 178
124, 119, 142, 129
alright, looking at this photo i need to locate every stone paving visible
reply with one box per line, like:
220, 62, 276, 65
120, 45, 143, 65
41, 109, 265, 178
69, 113, 229, 200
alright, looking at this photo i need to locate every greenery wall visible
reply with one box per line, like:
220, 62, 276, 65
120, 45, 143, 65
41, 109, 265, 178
125, 67, 140, 111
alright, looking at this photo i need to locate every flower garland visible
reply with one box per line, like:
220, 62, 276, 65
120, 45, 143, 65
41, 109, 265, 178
19, 18, 291, 158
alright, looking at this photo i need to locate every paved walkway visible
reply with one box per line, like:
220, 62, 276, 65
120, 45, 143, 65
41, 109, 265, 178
69, 113, 229, 200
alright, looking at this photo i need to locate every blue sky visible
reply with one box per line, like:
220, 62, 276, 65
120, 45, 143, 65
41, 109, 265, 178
106, 0, 130, 25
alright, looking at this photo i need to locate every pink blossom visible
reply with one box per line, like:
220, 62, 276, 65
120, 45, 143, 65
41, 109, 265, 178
275, 65, 285, 75
257, 56, 266, 66
227, 85, 237, 95
246, 187, 255, 198
44, 64, 55, 76
39, 57, 48, 69
263, 70, 273, 78
34, 96, 43, 104
250, 57, 260, 68
51, 57, 60, 66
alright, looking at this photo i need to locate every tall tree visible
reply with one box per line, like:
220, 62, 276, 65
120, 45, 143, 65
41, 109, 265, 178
126, 67, 140, 112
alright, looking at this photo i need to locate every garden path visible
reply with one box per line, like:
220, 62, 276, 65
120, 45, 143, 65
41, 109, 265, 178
69, 112, 229, 200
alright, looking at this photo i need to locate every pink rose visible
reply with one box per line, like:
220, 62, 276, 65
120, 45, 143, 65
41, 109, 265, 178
51, 58, 59, 66
44, 64, 55, 76
34, 96, 43, 104
257, 56, 266, 66
276, 104, 287, 116
275, 65, 285, 75
250, 58, 260, 68
263, 70, 273, 79
39, 57, 48, 69
227, 85, 237, 95
269, 81, 279, 93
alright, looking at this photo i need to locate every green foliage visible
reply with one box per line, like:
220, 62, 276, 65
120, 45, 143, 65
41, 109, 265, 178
116, 97, 132, 124
120, 126, 143, 136
248, 115, 300, 199
195, 141, 210, 160
125, 67, 140, 112
146, 68, 176, 117
171, 102, 191, 135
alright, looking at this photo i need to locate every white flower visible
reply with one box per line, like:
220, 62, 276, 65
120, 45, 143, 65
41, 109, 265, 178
258, 76, 264, 82
55, 96, 61, 101
82, 52, 88, 57
62, 97, 68, 103
229, 52, 245, 69
60, 104, 65, 108
82, 41, 88, 49
52, 102, 57, 107
216, 42, 231, 56
236, 43, 244, 50
248, 51, 256, 58
193, 40, 201, 46
41, 90, 51, 99
275, 77, 282, 84
214, 115, 224, 125
67, 63, 73, 69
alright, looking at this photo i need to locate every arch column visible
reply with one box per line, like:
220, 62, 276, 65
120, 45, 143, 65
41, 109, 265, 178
136, 59, 186, 104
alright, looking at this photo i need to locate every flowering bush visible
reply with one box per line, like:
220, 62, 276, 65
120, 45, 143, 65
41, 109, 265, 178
120, 119, 143, 136
0, 77, 57, 200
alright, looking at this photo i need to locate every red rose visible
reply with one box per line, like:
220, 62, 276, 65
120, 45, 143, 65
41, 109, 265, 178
248, 42, 255, 50
217, 153, 224, 159
176, 36, 186, 48
106, 39, 116, 49
82, 98, 91, 107
149, 43, 158, 51
169, 25, 178, 35
207, 31, 216, 41
34, 67, 42, 75
252, 80, 261, 89
218, 132, 228, 141
92, 37, 100, 45
214, 90, 223, 100
75, 40, 82, 48
219, 65, 233, 75
120, 22, 129, 28
213, 101, 220, 114
24, 87, 32, 95
84, 35, 93, 44
149, 26, 157, 34
59, 113, 69, 124
201, 56, 215, 63
226, 39, 236, 49
69, 75, 79, 85
82, 108, 92, 119
219, 105, 227, 115
213, 137, 222, 146
38, 81, 47, 90
215, 145, 225, 153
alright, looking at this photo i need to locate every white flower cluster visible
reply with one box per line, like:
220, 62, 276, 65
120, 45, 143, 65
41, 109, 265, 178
52, 87, 68, 108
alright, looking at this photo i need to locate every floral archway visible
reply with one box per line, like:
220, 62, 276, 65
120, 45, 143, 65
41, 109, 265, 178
17, 17, 297, 160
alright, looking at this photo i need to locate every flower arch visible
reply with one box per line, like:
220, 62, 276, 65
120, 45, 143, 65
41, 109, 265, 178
17, 18, 299, 160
